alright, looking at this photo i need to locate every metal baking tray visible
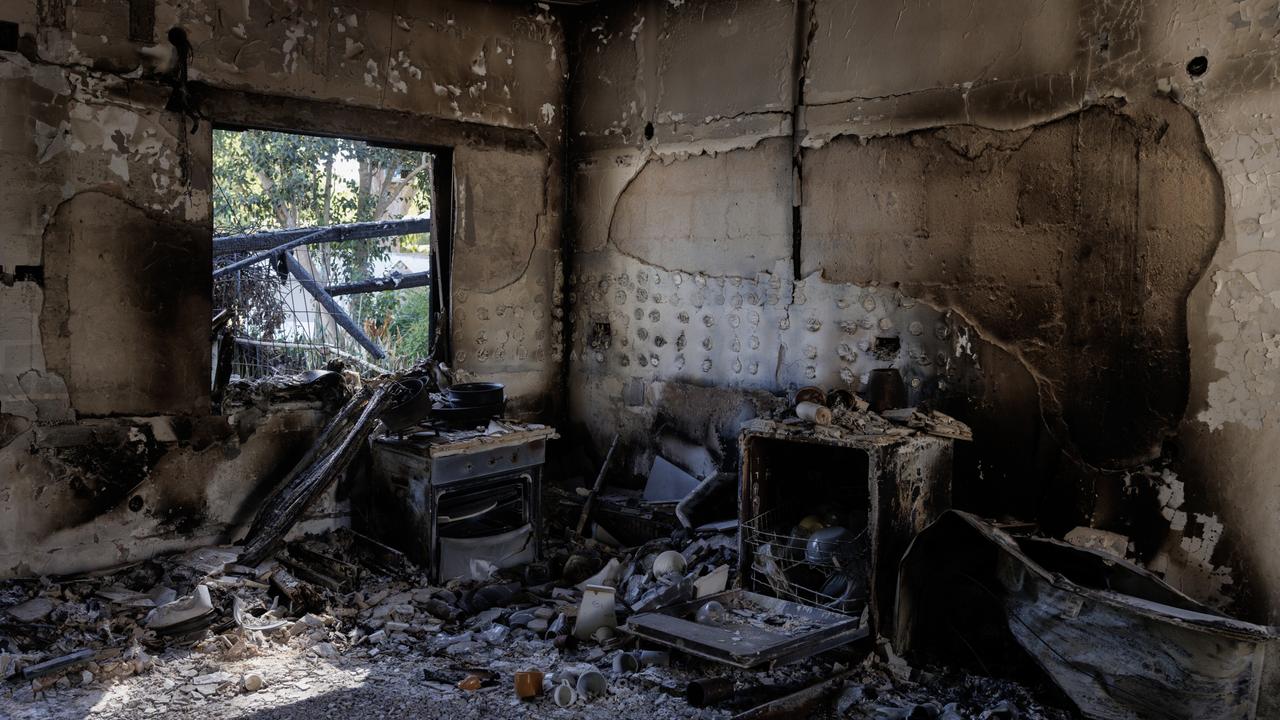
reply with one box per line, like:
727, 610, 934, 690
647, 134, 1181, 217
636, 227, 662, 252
621, 589, 867, 668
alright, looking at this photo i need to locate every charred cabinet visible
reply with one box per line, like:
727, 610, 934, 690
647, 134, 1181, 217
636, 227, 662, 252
738, 419, 952, 635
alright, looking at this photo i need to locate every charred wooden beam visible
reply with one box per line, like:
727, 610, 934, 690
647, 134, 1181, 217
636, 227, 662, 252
213, 218, 430, 256
239, 384, 392, 566
284, 253, 386, 360
212, 227, 327, 278
730, 669, 856, 720
325, 270, 431, 297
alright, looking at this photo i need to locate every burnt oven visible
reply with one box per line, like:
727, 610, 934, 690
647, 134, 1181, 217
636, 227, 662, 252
357, 426, 555, 582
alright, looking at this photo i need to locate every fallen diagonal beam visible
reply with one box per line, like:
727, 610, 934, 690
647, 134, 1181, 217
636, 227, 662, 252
325, 270, 431, 297
284, 252, 386, 360
576, 433, 619, 537
214, 217, 431, 256
212, 227, 328, 278
239, 384, 392, 566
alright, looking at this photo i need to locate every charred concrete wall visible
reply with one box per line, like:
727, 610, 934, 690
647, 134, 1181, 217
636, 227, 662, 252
0, 0, 565, 576
566, 0, 1280, 622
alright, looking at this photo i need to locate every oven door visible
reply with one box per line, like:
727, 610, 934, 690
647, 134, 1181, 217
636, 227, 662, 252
433, 473, 537, 580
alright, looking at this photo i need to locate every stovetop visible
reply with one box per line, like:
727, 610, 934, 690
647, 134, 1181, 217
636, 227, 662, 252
371, 420, 557, 486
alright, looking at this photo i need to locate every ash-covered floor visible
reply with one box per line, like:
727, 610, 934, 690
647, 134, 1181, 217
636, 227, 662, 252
0, 528, 1068, 720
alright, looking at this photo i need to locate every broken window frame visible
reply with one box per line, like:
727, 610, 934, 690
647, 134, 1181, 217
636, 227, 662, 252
203, 107, 456, 398
212, 217, 435, 362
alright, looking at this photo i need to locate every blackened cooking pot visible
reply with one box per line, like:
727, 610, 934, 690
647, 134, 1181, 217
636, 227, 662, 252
445, 382, 505, 408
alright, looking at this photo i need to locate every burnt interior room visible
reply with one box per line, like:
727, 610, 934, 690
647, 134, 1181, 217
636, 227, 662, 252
2, 1, 1280, 718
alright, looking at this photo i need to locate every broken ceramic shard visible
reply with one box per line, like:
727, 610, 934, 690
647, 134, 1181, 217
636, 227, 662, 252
693, 564, 730, 598
146, 584, 215, 633
572, 584, 617, 640
576, 556, 622, 590
232, 595, 287, 633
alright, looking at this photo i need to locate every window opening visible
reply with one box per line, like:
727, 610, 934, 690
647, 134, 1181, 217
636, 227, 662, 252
211, 127, 437, 384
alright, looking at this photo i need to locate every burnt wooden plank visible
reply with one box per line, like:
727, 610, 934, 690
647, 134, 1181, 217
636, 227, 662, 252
213, 218, 430, 256
326, 270, 431, 296
212, 227, 327, 278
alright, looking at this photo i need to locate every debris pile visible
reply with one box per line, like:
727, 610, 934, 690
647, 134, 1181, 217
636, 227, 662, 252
0, 515, 1074, 719
7, 372, 1226, 719
220, 368, 353, 413
834, 650, 1072, 720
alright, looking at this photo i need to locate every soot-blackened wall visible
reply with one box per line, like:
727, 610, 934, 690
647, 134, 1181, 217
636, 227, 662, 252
566, 0, 1280, 622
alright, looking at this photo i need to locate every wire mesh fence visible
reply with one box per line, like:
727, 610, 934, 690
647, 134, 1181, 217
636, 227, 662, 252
213, 242, 433, 380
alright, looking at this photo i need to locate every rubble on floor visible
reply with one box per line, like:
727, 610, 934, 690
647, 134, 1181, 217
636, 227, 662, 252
0, 523, 1071, 719
0, 386, 1100, 718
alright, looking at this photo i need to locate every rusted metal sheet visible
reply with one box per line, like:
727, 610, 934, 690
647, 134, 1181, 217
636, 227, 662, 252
896, 511, 1280, 720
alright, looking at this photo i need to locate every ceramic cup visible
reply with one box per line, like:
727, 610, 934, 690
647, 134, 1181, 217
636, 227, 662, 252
637, 650, 670, 667
553, 681, 577, 708
611, 652, 640, 674
575, 670, 608, 700
514, 670, 544, 700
